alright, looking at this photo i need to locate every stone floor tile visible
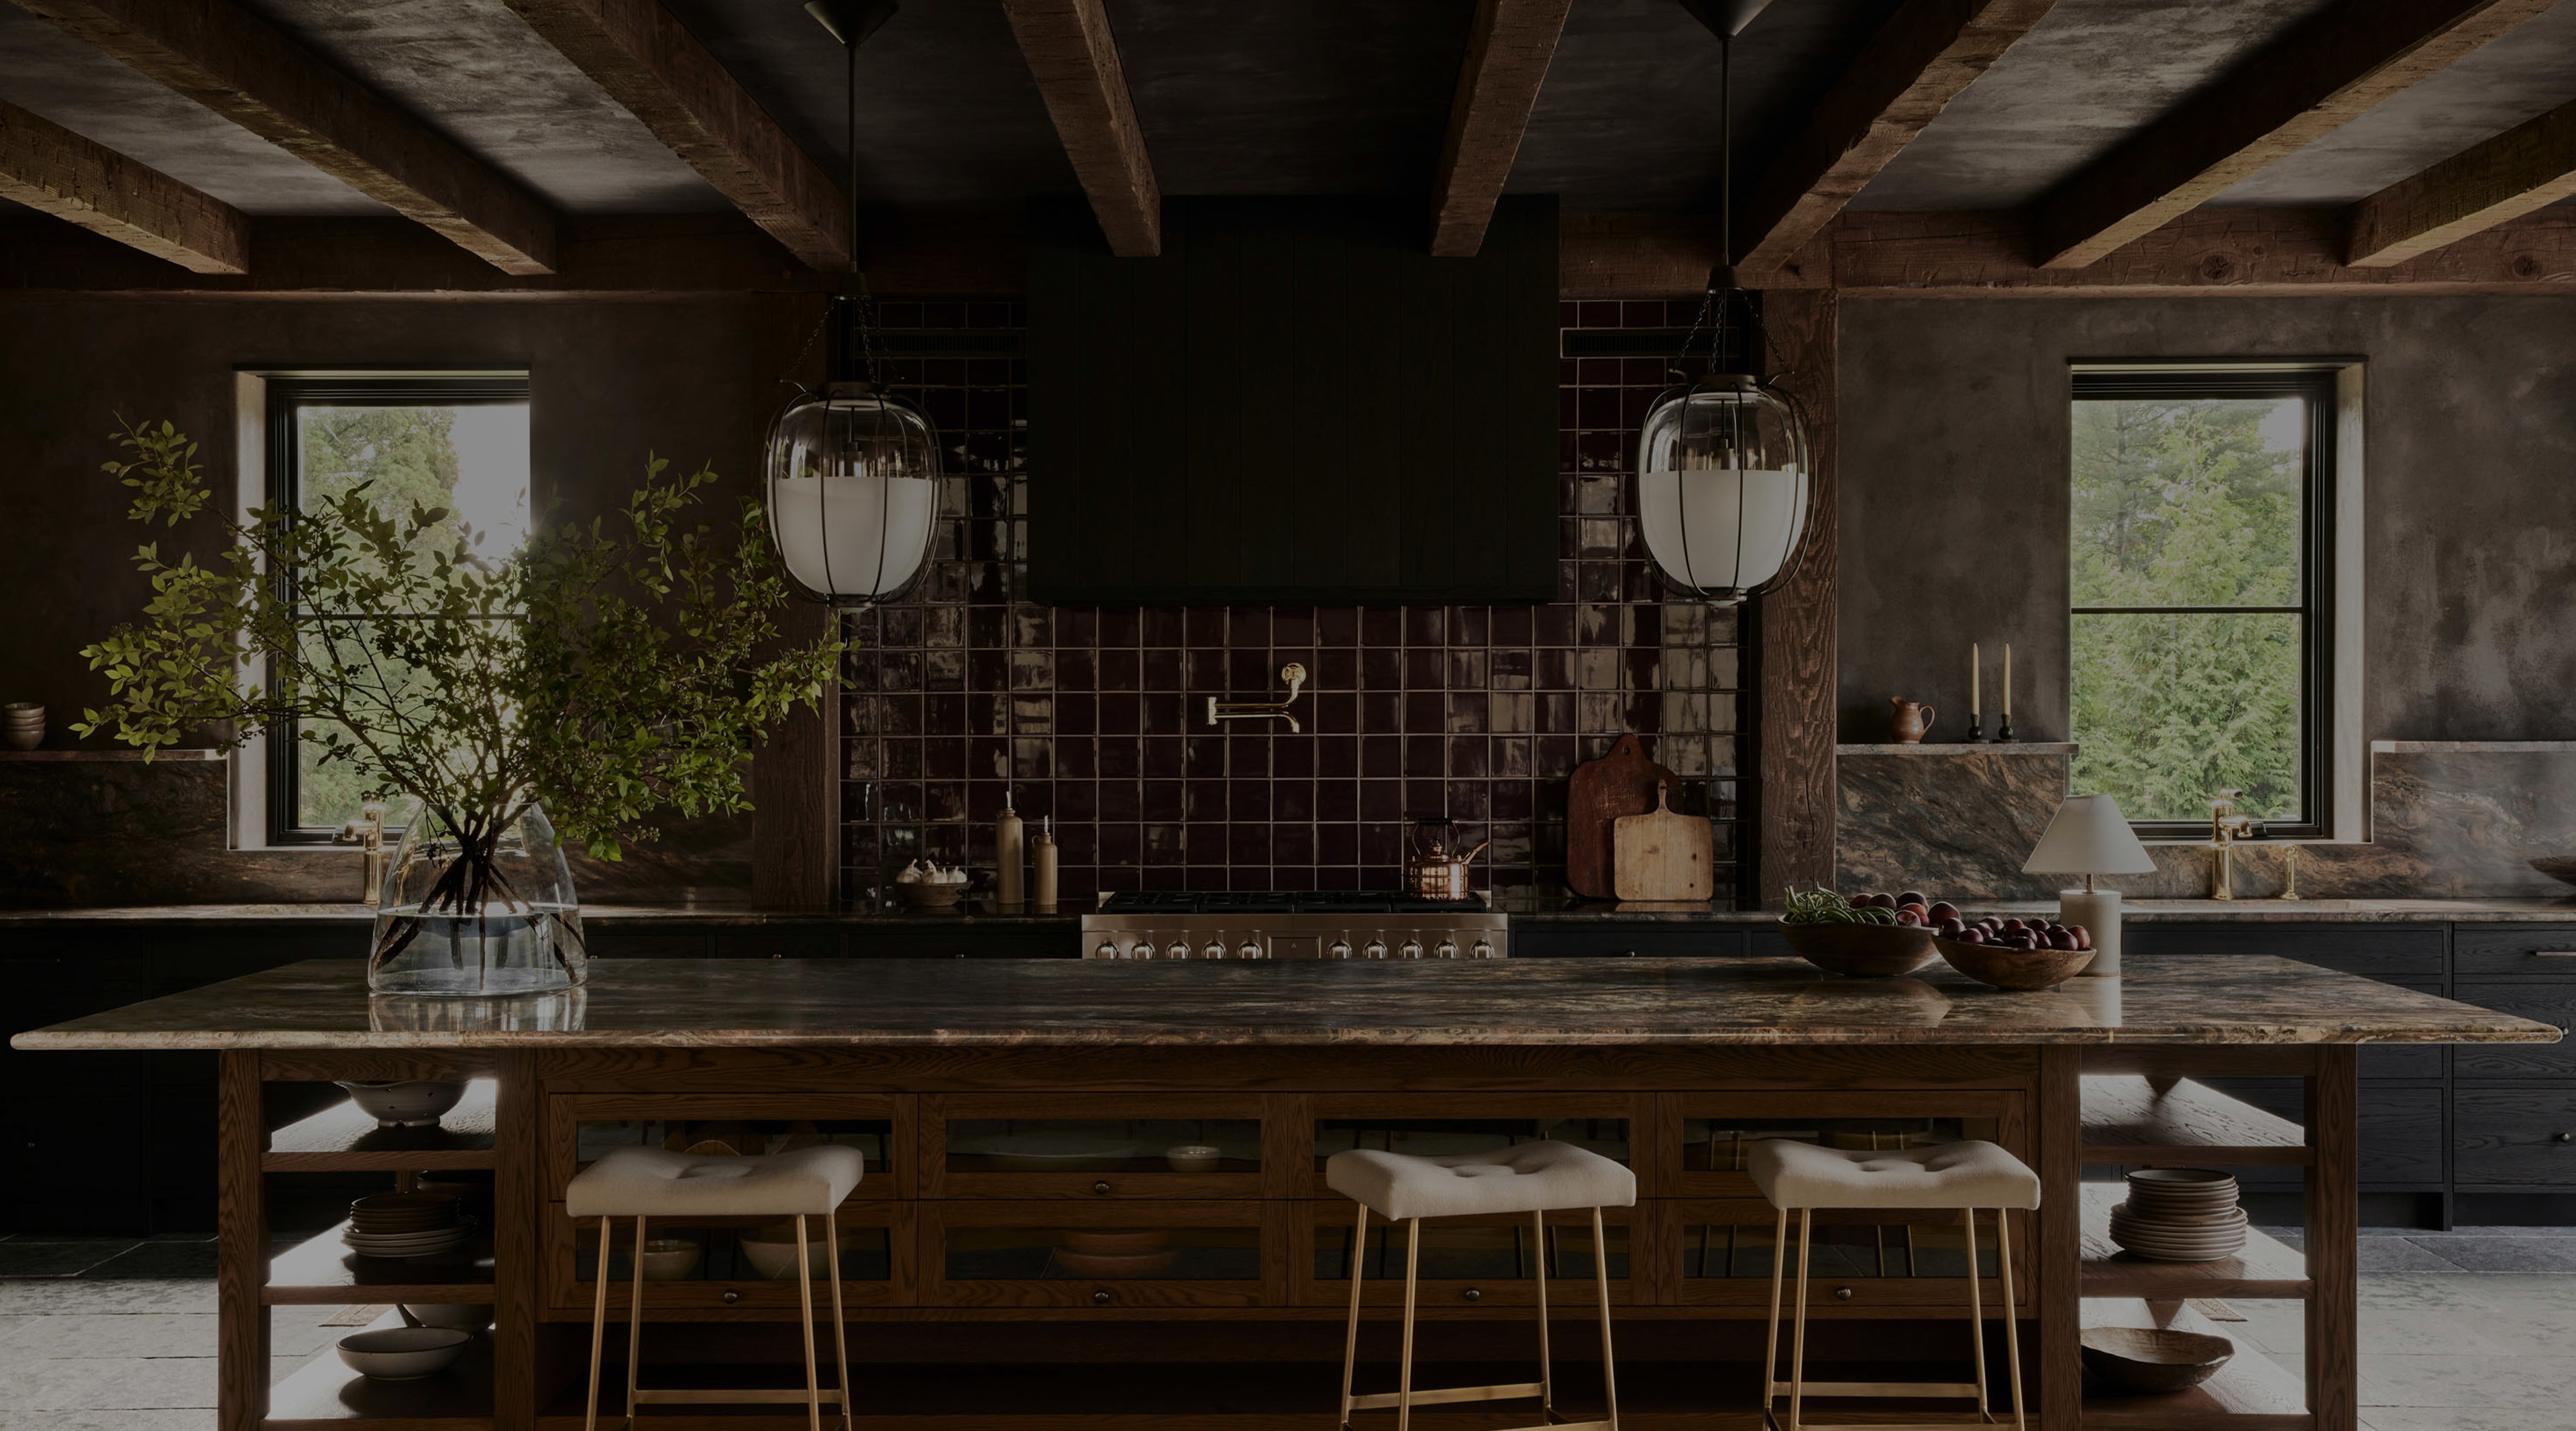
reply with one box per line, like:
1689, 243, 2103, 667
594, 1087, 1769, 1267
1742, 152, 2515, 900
0, 1314, 217, 1359
2361, 1408, 2576, 1430
2398, 1237, 2576, 1273
0, 1356, 217, 1411
0, 1281, 216, 1315
2357, 1353, 2576, 1411
79, 1244, 221, 1281
0, 1244, 139, 1279
2355, 1238, 2467, 1273
0, 1411, 215, 1430
2355, 1273, 2512, 1312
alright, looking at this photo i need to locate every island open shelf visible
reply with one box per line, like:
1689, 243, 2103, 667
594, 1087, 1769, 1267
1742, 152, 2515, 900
266, 1079, 500, 1173
266, 1219, 497, 1306
266, 1312, 494, 1431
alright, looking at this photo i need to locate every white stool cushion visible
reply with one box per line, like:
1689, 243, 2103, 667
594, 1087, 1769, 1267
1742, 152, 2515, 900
567, 1145, 863, 1219
1748, 1138, 2039, 1212
1326, 1141, 1636, 1222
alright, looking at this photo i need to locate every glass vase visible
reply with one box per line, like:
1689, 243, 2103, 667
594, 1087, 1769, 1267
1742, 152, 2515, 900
369, 804, 586, 996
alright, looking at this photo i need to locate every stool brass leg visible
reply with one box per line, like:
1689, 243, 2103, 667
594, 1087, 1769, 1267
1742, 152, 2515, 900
625, 1216, 645, 1428
1591, 1207, 1618, 1431
1996, 1209, 2025, 1431
1788, 1210, 1812, 1431
1533, 1210, 1553, 1420
1762, 1206, 1788, 1418
1340, 1202, 1368, 1431
794, 1214, 822, 1431
826, 1210, 853, 1431
1396, 1217, 1421, 1431
585, 1215, 612, 1431
1966, 1208, 1990, 1422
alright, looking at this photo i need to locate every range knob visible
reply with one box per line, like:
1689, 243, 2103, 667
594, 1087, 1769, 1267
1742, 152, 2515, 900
1363, 938, 1390, 959
1167, 941, 1191, 960
1328, 937, 1353, 959
1238, 939, 1265, 959
1129, 940, 1156, 960
1095, 939, 1120, 959
1204, 937, 1227, 959
1399, 939, 1426, 959
1434, 939, 1460, 959
1470, 939, 1496, 959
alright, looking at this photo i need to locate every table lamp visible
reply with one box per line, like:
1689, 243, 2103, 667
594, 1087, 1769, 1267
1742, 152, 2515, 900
2024, 794, 2157, 975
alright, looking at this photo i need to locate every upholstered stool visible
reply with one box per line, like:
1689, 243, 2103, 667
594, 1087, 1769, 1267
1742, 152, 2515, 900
1326, 1142, 1636, 1431
1749, 1139, 2039, 1431
567, 1145, 864, 1431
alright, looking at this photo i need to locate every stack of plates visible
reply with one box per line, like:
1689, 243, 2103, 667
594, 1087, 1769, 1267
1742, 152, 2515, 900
344, 1193, 471, 1259
2108, 1168, 2246, 1263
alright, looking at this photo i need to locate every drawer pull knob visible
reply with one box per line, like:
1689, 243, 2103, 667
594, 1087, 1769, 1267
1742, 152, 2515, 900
1093, 1289, 1112, 1305
721, 1290, 741, 1305
2555, 1132, 2573, 1144
1462, 1287, 1482, 1302
1093, 1181, 1112, 1194
1833, 1287, 1854, 1302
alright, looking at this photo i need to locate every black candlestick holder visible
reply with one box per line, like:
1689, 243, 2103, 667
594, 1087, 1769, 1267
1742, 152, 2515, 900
1964, 715, 1986, 743
1995, 714, 2016, 743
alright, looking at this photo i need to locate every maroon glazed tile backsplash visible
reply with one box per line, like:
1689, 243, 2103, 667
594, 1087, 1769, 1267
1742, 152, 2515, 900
841, 299, 1748, 904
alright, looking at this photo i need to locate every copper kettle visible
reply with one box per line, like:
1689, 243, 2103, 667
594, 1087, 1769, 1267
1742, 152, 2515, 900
1405, 817, 1489, 901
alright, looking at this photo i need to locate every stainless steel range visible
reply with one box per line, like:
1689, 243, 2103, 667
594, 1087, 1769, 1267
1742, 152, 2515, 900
1081, 892, 1506, 959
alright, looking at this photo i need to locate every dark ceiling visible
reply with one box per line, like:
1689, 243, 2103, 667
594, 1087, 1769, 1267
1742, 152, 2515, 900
4, 0, 2576, 226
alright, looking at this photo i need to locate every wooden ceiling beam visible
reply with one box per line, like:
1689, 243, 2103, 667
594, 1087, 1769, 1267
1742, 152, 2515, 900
497, 0, 851, 271
7, 0, 555, 274
1734, 0, 2060, 276
1004, 0, 1159, 258
2028, 0, 2556, 271
2347, 97, 2576, 266
0, 97, 246, 274
1429, 0, 1574, 258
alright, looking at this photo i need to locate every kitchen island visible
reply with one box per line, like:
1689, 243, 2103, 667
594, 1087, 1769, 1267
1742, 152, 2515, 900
13, 955, 2558, 1431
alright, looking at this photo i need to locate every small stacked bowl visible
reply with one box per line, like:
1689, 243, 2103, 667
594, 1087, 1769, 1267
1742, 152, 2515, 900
3, 703, 42, 752
2107, 1168, 2246, 1262
344, 1192, 471, 1259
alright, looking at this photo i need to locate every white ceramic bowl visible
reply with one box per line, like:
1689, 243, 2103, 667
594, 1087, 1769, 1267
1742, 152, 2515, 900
739, 1226, 859, 1280
337, 1327, 469, 1379
398, 1304, 492, 1330
636, 1238, 702, 1281
335, 1079, 468, 1128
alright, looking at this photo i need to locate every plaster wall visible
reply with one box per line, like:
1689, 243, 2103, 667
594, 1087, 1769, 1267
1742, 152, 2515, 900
1837, 296, 2576, 748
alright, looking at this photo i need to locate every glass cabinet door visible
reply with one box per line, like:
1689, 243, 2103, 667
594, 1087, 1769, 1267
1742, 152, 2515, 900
1668, 1092, 2017, 1198
550, 1204, 912, 1311
926, 1202, 1281, 1308
550, 1094, 908, 1196
931, 1096, 1268, 1198
1301, 1206, 1639, 1308
1673, 1199, 2026, 1310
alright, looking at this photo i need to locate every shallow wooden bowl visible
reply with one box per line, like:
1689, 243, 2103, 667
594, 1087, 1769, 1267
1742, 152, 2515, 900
1062, 1228, 1172, 1256
2529, 855, 2576, 888
1777, 921, 1939, 977
1935, 937, 2096, 990
895, 881, 965, 910
2079, 1326, 2235, 1395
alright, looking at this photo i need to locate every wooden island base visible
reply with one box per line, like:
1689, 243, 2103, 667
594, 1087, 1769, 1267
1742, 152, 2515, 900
225, 1041, 2353, 1431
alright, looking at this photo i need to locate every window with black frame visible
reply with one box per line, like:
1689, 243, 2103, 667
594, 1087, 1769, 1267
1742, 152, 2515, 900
2069, 367, 2335, 841
263, 374, 531, 845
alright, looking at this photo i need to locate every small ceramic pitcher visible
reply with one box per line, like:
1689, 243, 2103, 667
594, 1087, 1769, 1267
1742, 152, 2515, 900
1888, 696, 1936, 744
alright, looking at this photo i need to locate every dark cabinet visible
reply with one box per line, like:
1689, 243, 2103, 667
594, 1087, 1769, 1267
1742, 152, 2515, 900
1511, 926, 1750, 959
2454, 1090, 2576, 1187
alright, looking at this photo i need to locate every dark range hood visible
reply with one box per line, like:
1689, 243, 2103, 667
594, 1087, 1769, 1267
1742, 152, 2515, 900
1026, 195, 1561, 606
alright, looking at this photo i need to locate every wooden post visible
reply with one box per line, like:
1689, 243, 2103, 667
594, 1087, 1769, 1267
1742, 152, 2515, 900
493, 1053, 540, 1431
2036, 1046, 2082, 1429
2306, 1045, 2360, 1431
1756, 287, 1839, 902
753, 598, 841, 908
216, 1051, 268, 1431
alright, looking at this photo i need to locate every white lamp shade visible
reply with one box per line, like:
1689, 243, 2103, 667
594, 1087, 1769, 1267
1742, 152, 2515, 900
762, 381, 942, 603
2024, 793, 2157, 876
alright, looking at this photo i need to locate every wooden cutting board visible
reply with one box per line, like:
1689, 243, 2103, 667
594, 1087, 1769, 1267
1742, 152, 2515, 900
1615, 783, 1713, 901
1565, 735, 1676, 899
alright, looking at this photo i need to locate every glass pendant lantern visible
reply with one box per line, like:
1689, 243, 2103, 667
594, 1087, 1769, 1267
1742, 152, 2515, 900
1638, 0, 1815, 606
759, 0, 934, 606
763, 380, 941, 603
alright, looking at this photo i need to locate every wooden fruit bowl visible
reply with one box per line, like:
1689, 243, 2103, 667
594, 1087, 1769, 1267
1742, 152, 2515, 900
2078, 1326, 2235, 1395
1777, 921, 1938, 977
1935, 937, 2096, 990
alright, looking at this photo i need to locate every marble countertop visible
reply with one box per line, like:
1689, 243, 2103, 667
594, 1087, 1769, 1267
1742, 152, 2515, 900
11, 955, 2560, 1051
10, 896, 2576, 926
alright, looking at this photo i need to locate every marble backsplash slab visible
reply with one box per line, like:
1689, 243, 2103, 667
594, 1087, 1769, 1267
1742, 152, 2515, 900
1837, 741, 2576, 901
